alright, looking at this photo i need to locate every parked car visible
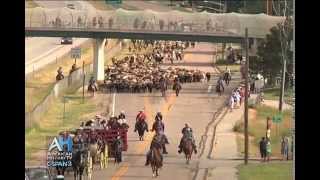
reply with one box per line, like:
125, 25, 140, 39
61, 37, 73, 45
25, 166, 52, 180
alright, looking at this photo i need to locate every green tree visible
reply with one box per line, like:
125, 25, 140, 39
251, 21, 293, 87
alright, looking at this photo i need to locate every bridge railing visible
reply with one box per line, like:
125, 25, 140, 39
25, 8, 285, 38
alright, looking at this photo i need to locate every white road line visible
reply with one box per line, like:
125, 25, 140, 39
208, 85, 212, 93
112, 92, 116, 116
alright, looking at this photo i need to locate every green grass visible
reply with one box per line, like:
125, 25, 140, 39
25, 91, 102, 160
235, 105, 293, 157
88, 1, 139, 10
237, 162, 293, 180
263, 88, 294, 105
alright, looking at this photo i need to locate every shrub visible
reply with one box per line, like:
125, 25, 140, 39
233, 121, 244, 133
215, 58, 228, 65
248, 99, 256, 108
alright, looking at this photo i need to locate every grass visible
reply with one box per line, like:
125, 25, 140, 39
25, 41, 93, 112
263, 88, 294, 105
25, 39, 121, 113
25, 91, 106, 160
26, 0, 39, 8
87, 1, 115, 10
88, 1, 140, 11
234, 105, 293, 157
237, 162, 293, 180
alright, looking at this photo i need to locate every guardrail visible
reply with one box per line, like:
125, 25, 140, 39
25, 41, 123, 129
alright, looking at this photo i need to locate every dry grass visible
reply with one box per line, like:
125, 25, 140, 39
25, 91, 109, 161
235, 105, 293, 157
26, 0, 39, 8
25, 39, 121, 112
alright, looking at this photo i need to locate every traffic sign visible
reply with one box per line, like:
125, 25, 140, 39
71, 48, 81, 59
272, 113, 283, 123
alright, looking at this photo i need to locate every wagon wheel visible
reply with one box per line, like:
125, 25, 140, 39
104, 145, 109, 169
86, 156, 93, 180
100, 152, 104, 170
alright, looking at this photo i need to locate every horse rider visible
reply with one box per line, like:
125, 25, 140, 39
145, 131, 164, 166
178, 123, 197, 154
135, 110, 148, 132
205, 72, 211, 82
113, 135, 123, 162
217, 76, 225, 92
69, 63, 77, 75
173, 80, 182, 97
57, 67, 64, 79
89, 76, 98, 91
151, 112, 169, 154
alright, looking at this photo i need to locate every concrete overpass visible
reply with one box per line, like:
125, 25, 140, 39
25, 8, 285, 80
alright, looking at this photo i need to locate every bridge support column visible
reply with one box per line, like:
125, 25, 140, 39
93, 38, 106, 81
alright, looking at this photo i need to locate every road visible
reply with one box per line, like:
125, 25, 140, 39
63, 43, 240, 180
25, 0, 178, 74
25, 1, 96, 74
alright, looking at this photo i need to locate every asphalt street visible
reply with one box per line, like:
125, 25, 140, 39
63, 43, 239, 180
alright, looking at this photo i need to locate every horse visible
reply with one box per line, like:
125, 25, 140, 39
112, 139, 122, 164
223, 72, 231, 86
135, 120, 148, 141
89, 140, 99, 165
56, 74, 64, 81
150, 147, 163, 177
182, 139, 194, 164
88, 83, 98, 97
173, 82, 182, 97
71, 149, 91, 180
160, 81, 166, 97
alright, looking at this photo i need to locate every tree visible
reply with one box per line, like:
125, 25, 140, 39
251, 21, 293, 86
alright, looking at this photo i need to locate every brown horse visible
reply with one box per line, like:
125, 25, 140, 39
150, 147, 162, 177
183, 139, 193, 164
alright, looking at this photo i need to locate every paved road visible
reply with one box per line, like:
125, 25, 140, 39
25, 0, 176, 74
63, 43, 239, 180
25, 0, 95, 74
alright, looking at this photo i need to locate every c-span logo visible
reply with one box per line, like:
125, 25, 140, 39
47, 136, 73, 167
48, 137, 62, 152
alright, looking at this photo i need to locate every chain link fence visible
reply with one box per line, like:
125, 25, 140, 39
25, 7, 285, 38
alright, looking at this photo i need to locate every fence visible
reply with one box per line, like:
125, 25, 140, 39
25, 41, 123, 129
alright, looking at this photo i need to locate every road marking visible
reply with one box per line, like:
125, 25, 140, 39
112, 92, 116, 116
110, 93, 177, 179
26, 45, 63, 66
208, 85, 212, 93
111, 162, 129, 180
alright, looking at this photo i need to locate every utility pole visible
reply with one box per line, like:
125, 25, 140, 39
244, 27, 249, 165
82, 61, 85, 103
279, 53, 286, 112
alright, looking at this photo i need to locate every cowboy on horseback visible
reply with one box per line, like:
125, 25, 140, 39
56, 67, 64, 81
173, 80, 182, 97
145, 131, 164, 166
216, 76, 225, 95
223, 67, 231, 85
178, 123, 197, 154
135, 110, 148, 132
151, 112, 169, 154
